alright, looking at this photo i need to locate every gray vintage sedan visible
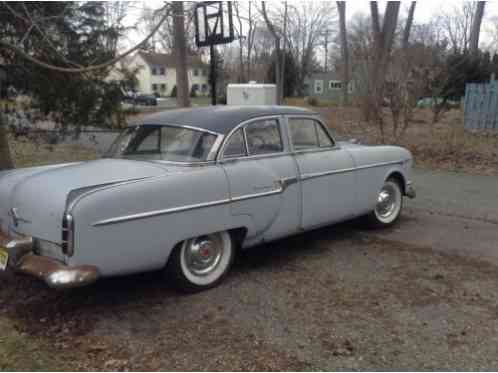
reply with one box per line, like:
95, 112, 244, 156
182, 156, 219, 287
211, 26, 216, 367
0, 106, 415, 291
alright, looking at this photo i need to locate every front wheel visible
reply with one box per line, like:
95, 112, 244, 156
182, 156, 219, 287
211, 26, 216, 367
166, 231, 234, 292
366, 178, 403, 227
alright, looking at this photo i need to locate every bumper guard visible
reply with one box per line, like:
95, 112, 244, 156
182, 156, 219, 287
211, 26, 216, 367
1, 232, 99, 289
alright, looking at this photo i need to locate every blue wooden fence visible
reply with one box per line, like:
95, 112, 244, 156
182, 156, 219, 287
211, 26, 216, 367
464, 81, 498, 132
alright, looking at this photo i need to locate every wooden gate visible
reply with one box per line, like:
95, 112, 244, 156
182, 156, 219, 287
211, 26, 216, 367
464, 81, 498, 132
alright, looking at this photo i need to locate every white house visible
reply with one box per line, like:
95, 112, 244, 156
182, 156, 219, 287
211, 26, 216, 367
124, 51, 209, 97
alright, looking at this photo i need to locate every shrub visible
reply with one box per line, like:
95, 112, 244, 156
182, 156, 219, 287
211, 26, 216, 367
307, 96, 320, 107
171, 86, 177, 98
190, 86, 197, 98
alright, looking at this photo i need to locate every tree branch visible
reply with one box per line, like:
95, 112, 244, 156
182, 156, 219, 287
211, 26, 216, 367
0, 5, 170, 73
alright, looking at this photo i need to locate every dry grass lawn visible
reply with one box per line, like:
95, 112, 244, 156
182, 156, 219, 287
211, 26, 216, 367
294, 103, 498, 177
6, 104, 498, 176
8, 135, 97, 168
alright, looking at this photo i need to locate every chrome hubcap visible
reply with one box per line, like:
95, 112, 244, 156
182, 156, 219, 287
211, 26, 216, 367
184, 234, 223, 276
376, 184, 398, 219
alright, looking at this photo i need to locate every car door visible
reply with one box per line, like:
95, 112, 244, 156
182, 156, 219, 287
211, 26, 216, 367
220, 117, 300, 244
288, 116, 356, 230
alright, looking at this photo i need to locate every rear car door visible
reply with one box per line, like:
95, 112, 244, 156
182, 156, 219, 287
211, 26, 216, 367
288, 117, 356, 230
220, 117, 300, 244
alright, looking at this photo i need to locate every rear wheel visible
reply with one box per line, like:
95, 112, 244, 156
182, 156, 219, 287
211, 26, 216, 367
366, 178, 403, 227
167, 231, 234, 292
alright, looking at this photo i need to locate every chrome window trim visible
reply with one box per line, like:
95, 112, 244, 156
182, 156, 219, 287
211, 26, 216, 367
244, 117, 285, 157
217, 115, 286, 161
286, 115, 338, 152
219, 151, 294, 164
139, 123, 222, 137
220, 128, 247, 159
120, 123, 224, 163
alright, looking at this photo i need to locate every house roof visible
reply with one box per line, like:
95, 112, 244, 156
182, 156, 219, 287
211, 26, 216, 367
134, 106, 317, 135
137, 51, 206, 68
305, 71, 342, 82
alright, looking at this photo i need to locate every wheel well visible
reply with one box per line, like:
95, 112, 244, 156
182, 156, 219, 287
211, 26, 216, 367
229, 227, 248, 249
387, 172, 406, 195
166, 227, 248, 267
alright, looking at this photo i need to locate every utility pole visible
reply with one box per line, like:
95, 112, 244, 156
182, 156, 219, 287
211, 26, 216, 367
173, 1, 191, 107
324, 28, 329, 72
210, 44, 217, 105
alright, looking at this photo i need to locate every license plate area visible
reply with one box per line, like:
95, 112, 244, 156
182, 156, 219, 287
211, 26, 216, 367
0, 248, 8, 271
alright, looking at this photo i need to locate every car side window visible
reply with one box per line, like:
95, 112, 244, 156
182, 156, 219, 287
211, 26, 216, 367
126, 126, 160, 154
245, 119, 283, 155
223, 129, 247, 158
289, 118, 333, 150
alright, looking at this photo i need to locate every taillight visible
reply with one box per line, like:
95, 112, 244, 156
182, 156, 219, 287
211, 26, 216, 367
62, 213, 74, 257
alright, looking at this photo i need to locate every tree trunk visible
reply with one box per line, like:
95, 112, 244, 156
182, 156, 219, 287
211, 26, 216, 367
402, 2, 416, 50
469, 1, 486, 54
337, 1, 349, 105
262, 1, 283, 105
369, 1, 400, 143
0, 113, 14, 171
279, 1, 288, 102
173, 1, 191, 108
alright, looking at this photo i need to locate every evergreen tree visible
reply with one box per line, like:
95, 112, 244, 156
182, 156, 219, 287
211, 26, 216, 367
0, 2, 127, 127
267, 50, 298, 97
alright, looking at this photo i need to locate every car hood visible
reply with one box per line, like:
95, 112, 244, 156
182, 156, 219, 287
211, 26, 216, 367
0, 159, 169, 242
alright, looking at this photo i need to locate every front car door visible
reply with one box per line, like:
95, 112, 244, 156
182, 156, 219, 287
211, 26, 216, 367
220, 116, 300, 246
287, 116, 356, 230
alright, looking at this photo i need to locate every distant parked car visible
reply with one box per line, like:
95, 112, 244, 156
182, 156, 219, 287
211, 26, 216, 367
134, 94, 157, 106
0, 106, 415, 292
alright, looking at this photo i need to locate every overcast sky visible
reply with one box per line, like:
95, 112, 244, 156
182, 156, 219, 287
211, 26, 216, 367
122, 1, 498, 53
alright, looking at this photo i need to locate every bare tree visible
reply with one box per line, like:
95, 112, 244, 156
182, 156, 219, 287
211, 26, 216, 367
438, 2, 477, 53
402, 2, 417, 50
285, 2, 337, 95
469, 1, 486, 54
261, 1, 284, 104
0, 114, 13, 170
367, 1, 400, 141
173, 1, 191, 108
336, 1, 349, 105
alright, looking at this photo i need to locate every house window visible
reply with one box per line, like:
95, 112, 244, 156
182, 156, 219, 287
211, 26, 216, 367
159, 67, 165, 75
201, 84, 208, 92
314, 80, 323, 94
329, 80, 342, 90
202, 69, 207, 76
192, 84, 199, 91
151, 67, 158, 75
193, 69, 199, 76
152, 84, 158, 92
160, 84, 166, 92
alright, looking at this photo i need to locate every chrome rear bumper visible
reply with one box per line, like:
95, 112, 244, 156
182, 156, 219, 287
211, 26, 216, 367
1, 231, 99, 289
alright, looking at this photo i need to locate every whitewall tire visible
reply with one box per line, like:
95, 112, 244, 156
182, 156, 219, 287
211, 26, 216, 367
167, 231, 234, 292
367, 178, 403, 227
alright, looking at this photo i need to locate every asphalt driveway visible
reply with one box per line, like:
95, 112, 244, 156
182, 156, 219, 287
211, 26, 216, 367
375, 168, 498, 265
2, 168, 498, 371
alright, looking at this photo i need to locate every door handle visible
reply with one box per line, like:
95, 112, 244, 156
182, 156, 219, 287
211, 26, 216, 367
277, 177, 299, 191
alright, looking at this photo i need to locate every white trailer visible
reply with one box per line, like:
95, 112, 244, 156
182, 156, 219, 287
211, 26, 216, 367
227, 83, 277, 106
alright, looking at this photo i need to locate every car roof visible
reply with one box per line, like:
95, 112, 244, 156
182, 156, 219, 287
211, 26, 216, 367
134, 105, 317, 135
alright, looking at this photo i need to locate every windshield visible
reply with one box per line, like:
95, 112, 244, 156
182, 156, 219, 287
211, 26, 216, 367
106, 125, 218, 162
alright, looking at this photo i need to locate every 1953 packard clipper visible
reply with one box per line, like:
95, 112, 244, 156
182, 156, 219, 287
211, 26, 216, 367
0, 106, 415, 291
